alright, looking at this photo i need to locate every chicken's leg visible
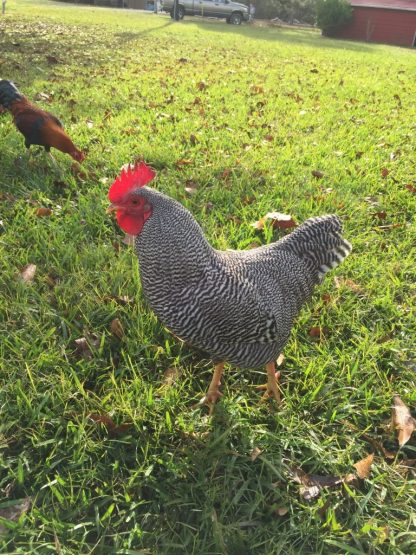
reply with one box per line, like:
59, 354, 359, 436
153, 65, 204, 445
257, 361, 282, 405
197, 362, 224, 415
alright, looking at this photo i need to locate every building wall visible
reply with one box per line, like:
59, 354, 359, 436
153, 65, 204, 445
333, 7, 416, 47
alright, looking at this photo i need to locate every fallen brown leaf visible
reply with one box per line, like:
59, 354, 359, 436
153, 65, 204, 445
74, 335, 100, 360
308, 326, 327, 339
162, 366, 182, 387
392, 395, 415, 447
381, 168, 389, 178
290, 467, 345, 501
405, 184, 416, 193
104, 295, 133, 306
34, 92, 51, 102
46, 54, 59, 64
0, 498, 31, 535
110, 318, 124, 340
176, 158, 193, 167
251, 212, 296, 231
376, 223, 403, 231
275, 507, 288, 517
353, 453, 374, 479
312, 170, 324, 179
184, 180, 198, 194
87, 412, 132, 437
334, 276, 365, 295
373, 211, 387, 220
250, 447, 263, 462
20, 263, 36, 283
196, 81, 207, 91
250, 84, 264, 94
35, 207, 52, 217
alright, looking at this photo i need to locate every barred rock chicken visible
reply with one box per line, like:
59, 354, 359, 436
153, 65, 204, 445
108, 163, 352, 411
0, 80, 84, 165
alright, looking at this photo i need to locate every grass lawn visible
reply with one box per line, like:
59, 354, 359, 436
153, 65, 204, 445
1, 1, 415, 553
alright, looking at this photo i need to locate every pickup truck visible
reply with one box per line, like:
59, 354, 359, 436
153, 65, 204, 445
163, 0, 250, 25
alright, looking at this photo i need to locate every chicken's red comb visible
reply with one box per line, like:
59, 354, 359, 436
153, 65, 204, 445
108, 162, 156, 202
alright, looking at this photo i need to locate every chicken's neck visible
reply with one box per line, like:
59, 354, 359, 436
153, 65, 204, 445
135, 191, 215, 299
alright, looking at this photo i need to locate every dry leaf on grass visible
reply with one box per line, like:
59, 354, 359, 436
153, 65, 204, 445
251, 212, 296, 231
184, 180, 198, 195
334, 276, 365, 295
308, 326, 328, 339
373, 211, 387, 220
290, 467, 345, 501
0, 497, 31, 535
35, 207, 52, 217
392, 395, 415, 447
104, 295, 133, 306
110, 318, 124, 340
289, 454, 374, 501
312, 170, 324, 179
274, 507, 289, 517
74, 335, 100, 360
250, 447, 263, 461
353, 453, 374, 479
405, 183, 416, 193
376, 223, 404, 232
20, 263, 36, 283
87, 412, 132, 437
250, 84, 264, 94
162, 366, 182, 388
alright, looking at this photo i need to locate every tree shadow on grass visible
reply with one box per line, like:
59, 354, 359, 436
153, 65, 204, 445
114, 18, 174, 42
171, 16, 375, 53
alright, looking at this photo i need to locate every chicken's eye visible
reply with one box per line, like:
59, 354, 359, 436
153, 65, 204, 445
131, 199, 139, 205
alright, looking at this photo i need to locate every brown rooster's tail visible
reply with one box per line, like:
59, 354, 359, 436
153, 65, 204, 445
0, 80, 24, 109
278, 215, 352, 281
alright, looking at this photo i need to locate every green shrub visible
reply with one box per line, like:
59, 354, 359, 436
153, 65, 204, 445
316, 0, 352, 35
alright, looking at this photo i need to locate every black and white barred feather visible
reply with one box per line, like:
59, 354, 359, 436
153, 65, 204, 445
132, 187, 351, 368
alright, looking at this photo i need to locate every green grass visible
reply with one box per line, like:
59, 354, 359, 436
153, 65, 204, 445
1, 1, 415, 553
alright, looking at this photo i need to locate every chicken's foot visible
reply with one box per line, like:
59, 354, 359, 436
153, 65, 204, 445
196, 362, 224, 415
257, 361, 282, 405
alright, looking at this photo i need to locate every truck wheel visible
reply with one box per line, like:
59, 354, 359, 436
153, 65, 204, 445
229, 12, 242, 25
171, 5, 185, 19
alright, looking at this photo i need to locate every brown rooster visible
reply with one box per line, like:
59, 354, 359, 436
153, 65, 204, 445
0, 80, 84, 165
108, 163, 352, 413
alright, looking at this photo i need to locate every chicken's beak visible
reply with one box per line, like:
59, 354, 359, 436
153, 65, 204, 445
107, 203, 118, 214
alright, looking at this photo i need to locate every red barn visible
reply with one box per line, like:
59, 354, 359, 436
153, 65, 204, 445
331, 0, 416, 47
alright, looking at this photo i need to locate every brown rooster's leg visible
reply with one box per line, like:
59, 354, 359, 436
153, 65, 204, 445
257, 361, 282, 405
197, 362, 224, 415
47, 151, 60, 170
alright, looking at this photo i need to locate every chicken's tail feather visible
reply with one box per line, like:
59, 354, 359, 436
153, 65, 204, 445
0, 80, 24, 109
278, 215, 352, 281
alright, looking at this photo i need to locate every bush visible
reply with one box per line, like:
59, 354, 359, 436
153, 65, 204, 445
316, 0, 352, 35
